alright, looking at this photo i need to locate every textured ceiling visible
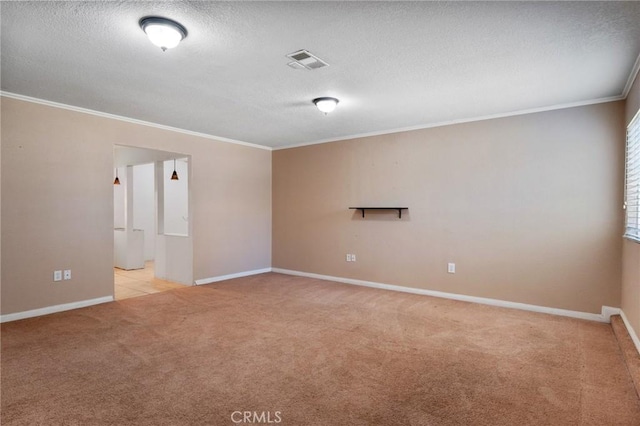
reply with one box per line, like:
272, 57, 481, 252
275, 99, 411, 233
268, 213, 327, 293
2, 1, 640, 149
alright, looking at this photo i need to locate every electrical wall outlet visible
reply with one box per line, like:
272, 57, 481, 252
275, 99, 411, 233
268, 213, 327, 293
63, 270, 71, 280
346, 254, 352, 262
53, 270, 62, 282
447, 263, 456, 274
351, 254, 356, 262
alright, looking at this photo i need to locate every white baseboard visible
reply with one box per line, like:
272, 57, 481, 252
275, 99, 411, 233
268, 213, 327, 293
272, 268, 616, 323
194, 268, 272, 285
0, 296, 114, 323
601, 306, 622, 322
3, 269, 623, 329
619, 310, 640, 355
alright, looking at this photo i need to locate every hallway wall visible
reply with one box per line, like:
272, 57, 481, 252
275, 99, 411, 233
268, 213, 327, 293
1, 96, 272, 315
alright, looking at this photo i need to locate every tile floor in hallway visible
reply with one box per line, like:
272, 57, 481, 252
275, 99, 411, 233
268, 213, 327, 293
114, 261, 186, 300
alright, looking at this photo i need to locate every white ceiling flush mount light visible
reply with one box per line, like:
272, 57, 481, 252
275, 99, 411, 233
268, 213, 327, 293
313, 97, 339, 114
139, 17, 187, 51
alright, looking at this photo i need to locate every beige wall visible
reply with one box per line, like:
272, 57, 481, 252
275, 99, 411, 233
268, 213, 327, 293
273, 102, 625, 314
1, 96, 271, 315
0, 93, 630, 318
622, 70, 640, 336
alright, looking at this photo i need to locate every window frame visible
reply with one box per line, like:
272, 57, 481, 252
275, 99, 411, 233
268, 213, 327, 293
624, 109, 640, 243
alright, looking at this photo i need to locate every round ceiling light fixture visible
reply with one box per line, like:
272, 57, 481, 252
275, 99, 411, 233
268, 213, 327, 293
313, 97, 339, 114
139, 17, 187, 51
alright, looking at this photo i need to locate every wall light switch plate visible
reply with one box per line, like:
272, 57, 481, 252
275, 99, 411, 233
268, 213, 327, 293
351, 254, 356, 262
53, 270, 62, 281
63, 270, 71, 280
346, 254, 352, 262
447, 263, 456, 274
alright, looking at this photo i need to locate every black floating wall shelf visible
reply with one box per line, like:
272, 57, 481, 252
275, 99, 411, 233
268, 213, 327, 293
349, 207, 408, 219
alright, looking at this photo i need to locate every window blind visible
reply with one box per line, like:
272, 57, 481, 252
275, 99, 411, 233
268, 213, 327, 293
625, 110, 640, 242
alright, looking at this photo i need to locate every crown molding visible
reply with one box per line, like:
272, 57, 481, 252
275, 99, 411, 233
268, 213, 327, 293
0, 91, 272, 151
273, 95, 625, 151
623, 52, 640, 99
3, 84, 632, 154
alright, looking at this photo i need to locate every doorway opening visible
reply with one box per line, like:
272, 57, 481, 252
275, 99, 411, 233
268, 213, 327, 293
114, 261, 184, 300
113, 145, 192, 300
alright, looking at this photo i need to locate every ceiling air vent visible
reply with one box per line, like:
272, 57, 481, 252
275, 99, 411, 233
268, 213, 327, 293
285, 49, 329, 70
